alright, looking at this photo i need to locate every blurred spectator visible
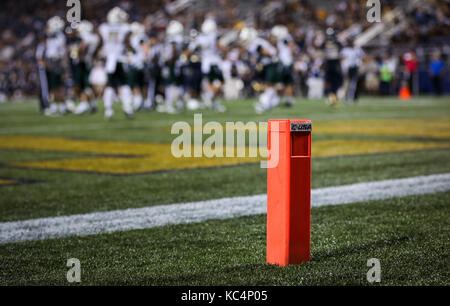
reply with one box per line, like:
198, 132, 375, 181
379, 55, 394, 95
403, 50, 419, 95
429, 51, 445, 95
340, 40, 364, 102
363, 56, 380, 94
0, 0, 448, 99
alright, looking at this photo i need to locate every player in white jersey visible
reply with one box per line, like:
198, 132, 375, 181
271, 25, 296, 107
71, 20, 100, 114
97, 7, 134, 119
240, 27, 278, 113
36, 16, 67, 115
158, 20, 184, 114
128, 22, 148, 111
188, 18, 226, 112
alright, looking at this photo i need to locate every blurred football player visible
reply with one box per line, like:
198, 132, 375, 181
36, 16, 67, 115
180, 29, 203, 111
158, 20, 184, 113
189, 18, 226, 112
36, 34, 50, 112
222, 48, 245, 100
271, 25, 296, 107
144, 34, 164, 110
97, 7, 134, 119
240, 27, 278, 113
322, 28, 343, 106
128, 22, 148, 111
71, 20, 100, 114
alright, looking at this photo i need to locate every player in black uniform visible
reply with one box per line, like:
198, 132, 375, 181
323, 28, 343, 106
180, 42, 203, 110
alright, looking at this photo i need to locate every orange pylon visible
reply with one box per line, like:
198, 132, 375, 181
399, 82, 411, 100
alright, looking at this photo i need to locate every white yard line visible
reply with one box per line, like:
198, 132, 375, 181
1, 173, 449, 244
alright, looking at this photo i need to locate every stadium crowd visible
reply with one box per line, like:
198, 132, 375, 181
0, 0, 449, 116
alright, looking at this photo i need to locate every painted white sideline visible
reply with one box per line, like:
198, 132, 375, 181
1, 173, 449, 244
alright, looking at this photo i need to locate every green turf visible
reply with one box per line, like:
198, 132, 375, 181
1, 96, 449, 142
0, 96, 449, 285
0, 192, 448, 285
0, 148, 449, 222
0, 97, 449, 221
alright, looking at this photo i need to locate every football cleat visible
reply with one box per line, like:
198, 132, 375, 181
74, 102, 90, 115
254, 102, 265, 114
104, 109, 114, 119
213, 101, 226, 113
124, 111, 135, 119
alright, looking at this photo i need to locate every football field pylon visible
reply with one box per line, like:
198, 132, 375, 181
399, 81, 412, 100
267, 119, 312, 266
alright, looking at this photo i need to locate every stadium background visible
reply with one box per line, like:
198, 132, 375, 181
0, 0, 449, 100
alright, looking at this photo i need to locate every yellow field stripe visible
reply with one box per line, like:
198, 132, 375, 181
0, 136, 449, 174
176, 116, 450, 139
313, 116, 450, 139
312, 139, 449, 157
0, 179, 18, 185
0, 135, 164, 155
10, 155, 259, 174
0, 136, 258, 174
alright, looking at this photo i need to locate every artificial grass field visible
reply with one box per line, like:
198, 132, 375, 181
0, 96, 449, 285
